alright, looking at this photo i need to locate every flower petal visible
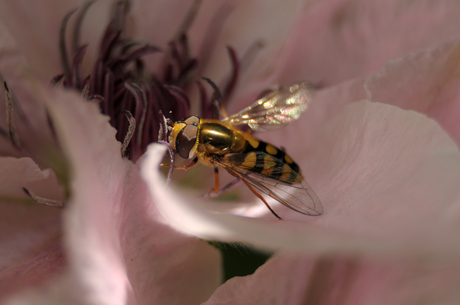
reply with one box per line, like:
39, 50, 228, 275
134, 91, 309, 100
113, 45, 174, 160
48, 87, 220, 304
366, 39, 460, 145
0, 1, 74, 79
2, 82, 220, 304
0, 1, 117, 80
204, 254, 460, 305
0, 157, 64, 301
272, 0, 460, 86
0, 14, 63, 163
0, 3, 222, 303
143, 83, 460, 259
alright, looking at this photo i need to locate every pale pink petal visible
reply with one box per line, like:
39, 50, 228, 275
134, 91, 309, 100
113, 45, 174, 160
204, 254, 460, 305
0, 2, 222, 303
0, 16, 59, 159
0, 241, 65, 302
3, 0, 460, 303
49, 88, 220, 304
0, 157, 64, 301
133, 0, 460, 261
0, 1, 119, 81
134, 0, 305, 79
172, 0, 460, 113
272, 99, 460, 259
1, 82, 221, 304
118, 167, 221, 305
366, 39, 460, 145
143, 83, 460, 258
272, 0, 460, 87
0, 1, 77, 79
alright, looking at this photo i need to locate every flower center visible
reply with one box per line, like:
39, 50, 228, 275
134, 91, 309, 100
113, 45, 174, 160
53, 0, 244, 161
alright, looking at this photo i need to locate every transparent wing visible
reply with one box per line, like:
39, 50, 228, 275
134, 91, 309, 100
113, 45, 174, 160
216, 152, 323, 216
222, 82, 315, 132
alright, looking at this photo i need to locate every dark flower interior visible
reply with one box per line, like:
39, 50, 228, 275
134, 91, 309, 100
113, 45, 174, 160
54, 0, 242, 161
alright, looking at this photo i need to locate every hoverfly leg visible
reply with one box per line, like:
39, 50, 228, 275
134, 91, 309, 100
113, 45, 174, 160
213, 167, 219, 194
242, 180, 282, 220
175, 157, 198, 171
206, 178, 241, 199
204, 167, 220, 198
161, 157, 198, 171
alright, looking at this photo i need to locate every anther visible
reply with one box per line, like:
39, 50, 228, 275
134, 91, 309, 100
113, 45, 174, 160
23, 188, 65, 208
121, 111, 136, 158
4, 81, 21, 149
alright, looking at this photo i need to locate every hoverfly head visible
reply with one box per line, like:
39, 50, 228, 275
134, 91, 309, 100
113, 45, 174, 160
169, 116, 200, 159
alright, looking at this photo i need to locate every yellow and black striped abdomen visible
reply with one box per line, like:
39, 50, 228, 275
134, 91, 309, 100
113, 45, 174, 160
237, 134, 302, 185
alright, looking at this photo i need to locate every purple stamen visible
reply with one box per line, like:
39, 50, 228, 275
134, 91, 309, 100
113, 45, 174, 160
51, 0, 258, 162
197, 81, 210, 118
104, 71, 114, 123
124, 82, 147, 146
71, 45, 88, 90
71, 0, 96, 55
59, 9, 77, 84
164, 85, 190, 117
120, 110, 135, 158
222, 46, 239, 103
4, 81, 21, 149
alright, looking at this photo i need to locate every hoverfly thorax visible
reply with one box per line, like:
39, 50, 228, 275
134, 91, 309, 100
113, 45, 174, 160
169, 116, 200, 159
198, 122, 245, 154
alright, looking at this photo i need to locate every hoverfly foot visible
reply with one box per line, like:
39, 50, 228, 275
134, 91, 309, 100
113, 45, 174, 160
204, 188, 216, 199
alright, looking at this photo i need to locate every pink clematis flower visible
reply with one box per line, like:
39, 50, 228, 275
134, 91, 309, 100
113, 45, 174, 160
2, 0, 460, 304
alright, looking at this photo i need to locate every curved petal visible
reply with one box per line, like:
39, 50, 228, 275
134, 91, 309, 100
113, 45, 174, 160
0, 0, 117, 80
0, 2, 222, 303
268, 0, 460, 86
204, 254, 460, 305
0, 14, 61, 163
143, 92, 460, 259
2, 81, 220, 304
224, 0, 460, 113
366, 39, 460, 145
0, 157, 63, 301
0, 1, 76, 79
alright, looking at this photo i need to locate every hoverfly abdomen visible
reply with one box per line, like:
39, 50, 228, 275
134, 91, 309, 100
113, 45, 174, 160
233, 134, 302, 185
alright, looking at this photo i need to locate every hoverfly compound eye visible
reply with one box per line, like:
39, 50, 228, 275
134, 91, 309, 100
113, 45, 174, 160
176, 125, 198, 158
184, 115, 200, 127
175, 116, 200, 159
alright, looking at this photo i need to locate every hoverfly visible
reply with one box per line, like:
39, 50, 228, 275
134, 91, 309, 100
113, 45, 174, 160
167, 82, 323, 219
